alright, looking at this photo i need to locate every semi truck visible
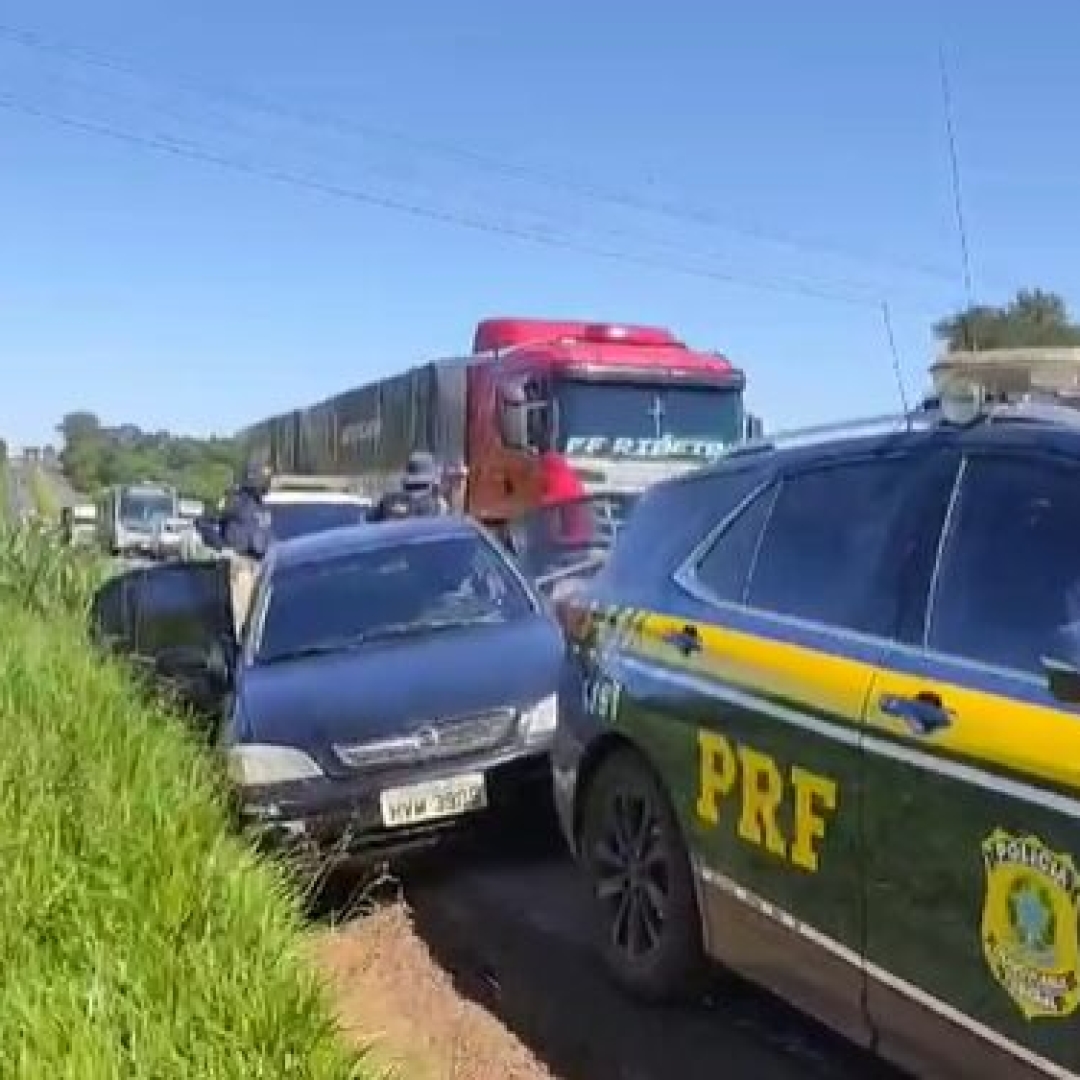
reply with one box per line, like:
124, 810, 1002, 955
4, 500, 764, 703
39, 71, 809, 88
243, 316, 760, 528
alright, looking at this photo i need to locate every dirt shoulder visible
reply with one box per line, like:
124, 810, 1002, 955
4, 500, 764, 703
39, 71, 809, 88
313, 836, 898, 1080
314, 903, 552, 1080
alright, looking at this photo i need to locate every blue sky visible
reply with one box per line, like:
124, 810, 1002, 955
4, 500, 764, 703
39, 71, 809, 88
2, 0, 1079, 448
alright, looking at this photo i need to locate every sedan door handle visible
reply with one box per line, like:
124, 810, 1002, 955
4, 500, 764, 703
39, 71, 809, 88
878, 691, 953, 736
663, 624, 702, 657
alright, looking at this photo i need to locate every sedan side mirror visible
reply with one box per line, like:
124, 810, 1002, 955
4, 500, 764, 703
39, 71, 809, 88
1042, 623, 1080, 705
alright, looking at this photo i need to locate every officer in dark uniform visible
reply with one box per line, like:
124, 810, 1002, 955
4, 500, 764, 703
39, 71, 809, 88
220, 461, 273, 557
368, 451, 449, 522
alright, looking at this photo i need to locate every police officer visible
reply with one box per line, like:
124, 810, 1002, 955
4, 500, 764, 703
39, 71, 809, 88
369, 451, 449, 521
220, 461, 273, 558
219, 461, 272, 634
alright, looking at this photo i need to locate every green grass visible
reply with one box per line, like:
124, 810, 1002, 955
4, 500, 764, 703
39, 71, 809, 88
0, 508, 373, 1079
0, 520, 107, 617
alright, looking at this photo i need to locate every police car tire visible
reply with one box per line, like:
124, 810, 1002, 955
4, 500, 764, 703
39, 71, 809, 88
580, 747, 705, 1004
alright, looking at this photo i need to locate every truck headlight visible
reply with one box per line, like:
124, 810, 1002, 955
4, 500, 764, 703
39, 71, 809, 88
227, 744, 325, 786
520, 694, 559, 746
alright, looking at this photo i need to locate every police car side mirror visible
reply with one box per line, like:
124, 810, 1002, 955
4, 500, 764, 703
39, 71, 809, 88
1042, 624, 1080, 705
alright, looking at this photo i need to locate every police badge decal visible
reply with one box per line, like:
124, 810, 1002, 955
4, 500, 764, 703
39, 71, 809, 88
980, 828, 1080, 1020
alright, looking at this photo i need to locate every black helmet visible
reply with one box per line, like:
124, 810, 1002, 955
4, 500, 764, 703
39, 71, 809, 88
241, 460, 273, 496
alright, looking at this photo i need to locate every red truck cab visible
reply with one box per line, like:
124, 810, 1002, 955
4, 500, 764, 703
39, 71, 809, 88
464, 318, 748, 525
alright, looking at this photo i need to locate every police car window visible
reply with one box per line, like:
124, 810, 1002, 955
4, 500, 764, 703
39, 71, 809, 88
745, 458, 911, 635
692, 483, 776, 604
928, 456, 1080, 676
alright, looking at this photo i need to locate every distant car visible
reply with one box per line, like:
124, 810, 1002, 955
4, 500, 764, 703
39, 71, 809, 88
262, 488, 373, 542
88, 516, 563, 868
150, 515, 196, 560
60, 502, 98, 546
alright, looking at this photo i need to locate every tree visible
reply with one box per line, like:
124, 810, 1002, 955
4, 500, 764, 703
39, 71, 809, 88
55, 414, 243, 504
57, 411, 103, 447
935, 289, 1080, 351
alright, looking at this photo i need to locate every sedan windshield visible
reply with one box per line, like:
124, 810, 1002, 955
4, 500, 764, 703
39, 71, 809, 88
267, 501, 369, 541
254, 534, 534, 665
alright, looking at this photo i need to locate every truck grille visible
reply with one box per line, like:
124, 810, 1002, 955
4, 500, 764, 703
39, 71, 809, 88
333, 709, 517, 769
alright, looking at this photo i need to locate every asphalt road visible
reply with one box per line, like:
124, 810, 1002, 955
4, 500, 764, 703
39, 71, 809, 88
5, 460, 82, 523
6, 460, 35, 522
334, 822, 903, 1080
41, 467, 82, 510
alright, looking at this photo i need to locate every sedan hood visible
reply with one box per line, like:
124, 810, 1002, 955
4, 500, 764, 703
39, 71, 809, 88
235, 614, 564, 774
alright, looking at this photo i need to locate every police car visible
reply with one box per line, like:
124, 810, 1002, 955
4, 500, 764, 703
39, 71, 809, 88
552, 388, 1080, 1079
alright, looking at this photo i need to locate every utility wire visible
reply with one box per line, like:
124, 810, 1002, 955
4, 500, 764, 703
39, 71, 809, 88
2, 91, 926, 310
37, 65, 888, 302
0, 21, 957, 283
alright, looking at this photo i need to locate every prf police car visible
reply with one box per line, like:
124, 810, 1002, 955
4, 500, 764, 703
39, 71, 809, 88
552, 390, 1080, 1079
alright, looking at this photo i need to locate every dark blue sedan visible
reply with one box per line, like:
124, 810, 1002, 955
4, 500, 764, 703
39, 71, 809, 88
89, 516, 564, 866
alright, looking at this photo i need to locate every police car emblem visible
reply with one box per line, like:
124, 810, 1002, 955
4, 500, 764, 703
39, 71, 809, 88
980, 828, 1080, 1020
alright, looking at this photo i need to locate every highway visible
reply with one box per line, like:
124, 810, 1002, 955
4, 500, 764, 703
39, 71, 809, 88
6, 459, 35, 522
5, 458, 82, 523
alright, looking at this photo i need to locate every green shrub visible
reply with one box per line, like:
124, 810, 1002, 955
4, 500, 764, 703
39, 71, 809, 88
0, 520, 106, 617
0, 514, 371, 1079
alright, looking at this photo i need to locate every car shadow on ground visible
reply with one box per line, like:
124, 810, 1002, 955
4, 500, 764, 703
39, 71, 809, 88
321, 807, 904, 1080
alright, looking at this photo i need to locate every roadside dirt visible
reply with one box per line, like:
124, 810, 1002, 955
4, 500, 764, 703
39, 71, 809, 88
312, 828, 901, 1080
315, 902, 552, 1080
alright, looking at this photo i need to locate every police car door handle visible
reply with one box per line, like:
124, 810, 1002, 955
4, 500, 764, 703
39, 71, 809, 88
878, 691, 952, 736
663, 624, 702, 656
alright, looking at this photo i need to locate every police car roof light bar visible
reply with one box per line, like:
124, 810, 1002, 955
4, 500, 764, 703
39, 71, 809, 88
722, 410, 932, 460
723, 382, 1080, 465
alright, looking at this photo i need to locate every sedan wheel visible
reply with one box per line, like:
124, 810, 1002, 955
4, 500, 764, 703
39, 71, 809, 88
579, 747, 704, 1002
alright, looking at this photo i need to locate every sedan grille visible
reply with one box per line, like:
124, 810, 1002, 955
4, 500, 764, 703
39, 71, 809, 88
333, 709, 518, 769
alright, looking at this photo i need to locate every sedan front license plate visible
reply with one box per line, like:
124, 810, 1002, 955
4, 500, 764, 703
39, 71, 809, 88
379, 773, 487, 828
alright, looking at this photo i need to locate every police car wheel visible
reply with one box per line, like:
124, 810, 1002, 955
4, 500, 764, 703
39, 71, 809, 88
579, 748, 705, 1003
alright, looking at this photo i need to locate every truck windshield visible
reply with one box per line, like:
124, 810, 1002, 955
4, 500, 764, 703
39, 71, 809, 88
554, 380, 742, 459
119, 490, 176, 523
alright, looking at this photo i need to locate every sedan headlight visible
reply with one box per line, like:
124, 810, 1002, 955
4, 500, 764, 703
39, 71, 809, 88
227, 744, 325, 786
520, 694, 559, 746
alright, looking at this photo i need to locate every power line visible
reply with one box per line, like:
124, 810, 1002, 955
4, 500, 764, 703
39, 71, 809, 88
2, 90, 927, 311
0, 21, 958, 284
31, 65, 886, 300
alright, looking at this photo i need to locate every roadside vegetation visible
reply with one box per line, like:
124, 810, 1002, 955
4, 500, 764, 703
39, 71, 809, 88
56, 411, 242, 505
936, 288, 1080, 351
0, 462, 369, 1079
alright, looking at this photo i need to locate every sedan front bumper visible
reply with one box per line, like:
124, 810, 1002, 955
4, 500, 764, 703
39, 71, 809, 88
238, 751, 552, 868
